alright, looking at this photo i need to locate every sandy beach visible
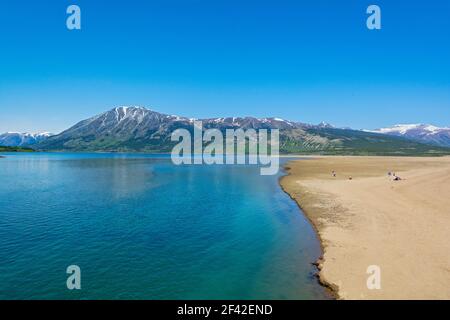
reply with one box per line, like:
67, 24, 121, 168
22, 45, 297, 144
280, 156, 450, 300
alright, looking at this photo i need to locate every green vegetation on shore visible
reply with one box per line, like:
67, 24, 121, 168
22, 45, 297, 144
0, 146, 35, 152
37, 128, 450, 156
280, 128, 450, 157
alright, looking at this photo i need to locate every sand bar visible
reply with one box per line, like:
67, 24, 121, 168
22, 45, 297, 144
280, 156, 450, 299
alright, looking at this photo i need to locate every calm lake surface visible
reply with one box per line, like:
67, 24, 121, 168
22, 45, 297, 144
0, 153, 328, 299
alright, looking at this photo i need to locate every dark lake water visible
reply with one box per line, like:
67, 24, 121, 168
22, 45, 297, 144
0, 153, 328, 299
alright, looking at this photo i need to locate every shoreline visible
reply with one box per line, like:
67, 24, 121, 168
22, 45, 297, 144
278, 173, 339, 299
280, 156, 450, 299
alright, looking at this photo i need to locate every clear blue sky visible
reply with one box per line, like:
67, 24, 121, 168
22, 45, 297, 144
0, 0, 449, 133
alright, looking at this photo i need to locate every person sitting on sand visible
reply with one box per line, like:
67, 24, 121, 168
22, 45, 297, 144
332, 170, 336, 177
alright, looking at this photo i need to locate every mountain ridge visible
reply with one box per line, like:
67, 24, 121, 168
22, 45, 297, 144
367, 124, 450, 147
0, 132, 53, 147
33, 106, 450, 156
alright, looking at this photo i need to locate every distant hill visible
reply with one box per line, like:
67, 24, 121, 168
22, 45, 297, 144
35, 106, 450, 156
367, 124, 450, 148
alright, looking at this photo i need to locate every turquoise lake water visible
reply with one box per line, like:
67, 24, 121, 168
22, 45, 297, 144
0, 153, 328, 299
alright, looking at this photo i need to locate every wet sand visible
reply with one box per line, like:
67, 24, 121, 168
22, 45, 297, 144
280, 156, 450, 299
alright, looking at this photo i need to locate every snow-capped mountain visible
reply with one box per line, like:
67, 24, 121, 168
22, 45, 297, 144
367, 124, 450, 147
316, 121, 335, 129
36, 106, 309, 151
35, 106, 450, 155
5, 107, 450, 155
0, 132, 53, 147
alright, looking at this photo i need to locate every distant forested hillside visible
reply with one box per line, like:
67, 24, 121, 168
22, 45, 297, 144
0, 146, 35, 152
